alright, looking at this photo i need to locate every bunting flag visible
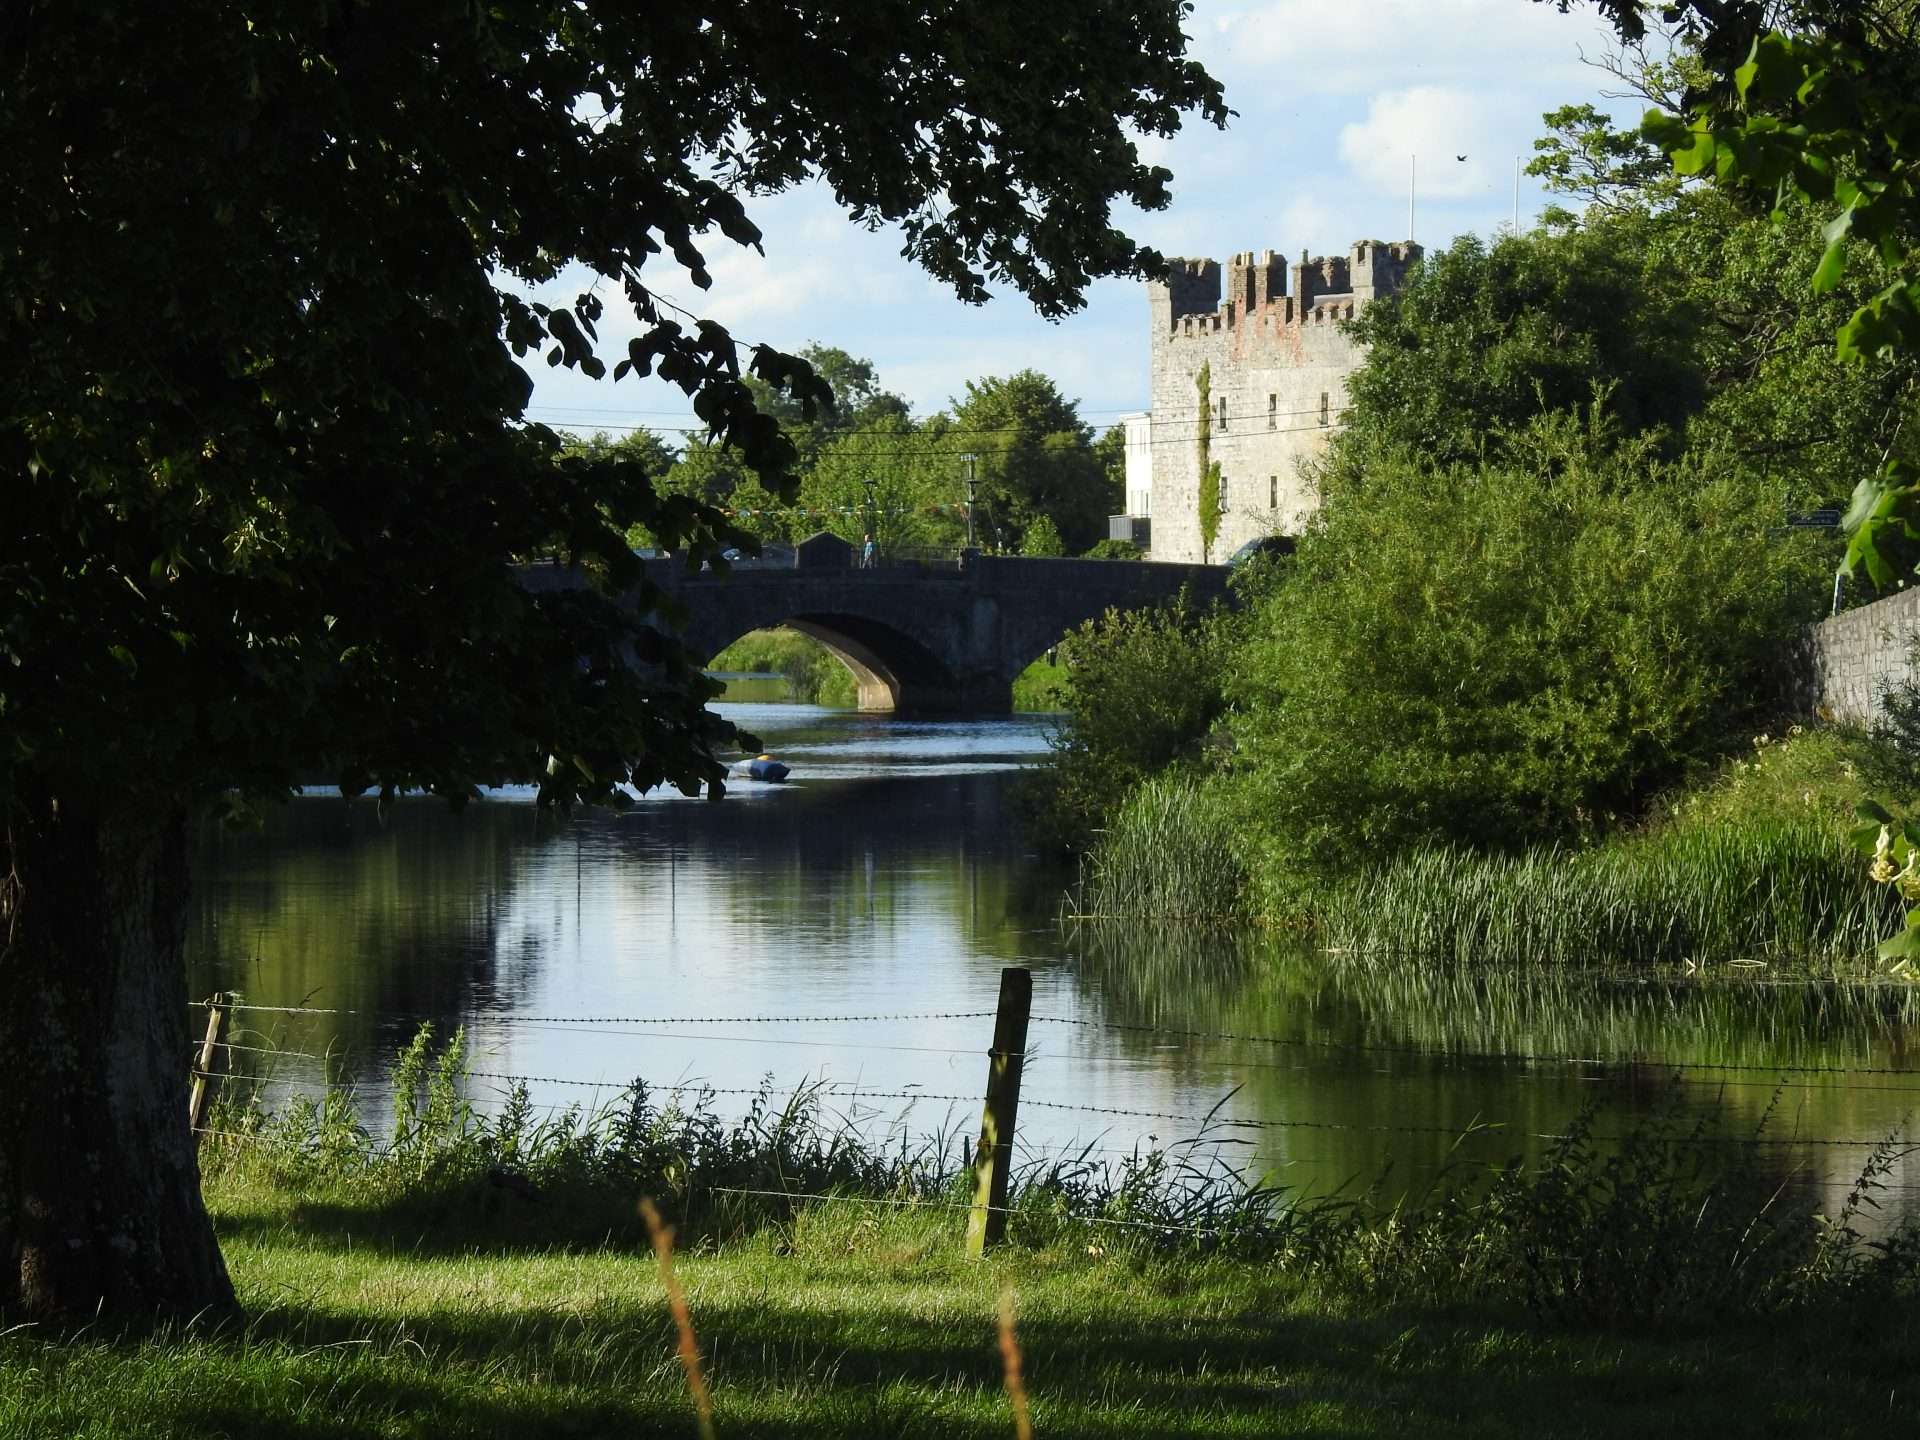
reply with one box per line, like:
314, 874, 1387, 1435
693, 499, 978, 523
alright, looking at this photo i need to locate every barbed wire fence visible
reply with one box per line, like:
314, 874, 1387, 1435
184, 969, 1920, 1245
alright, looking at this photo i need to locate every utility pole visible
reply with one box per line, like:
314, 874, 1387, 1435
961, 453, 978, 548
1408, 153, 1416, 243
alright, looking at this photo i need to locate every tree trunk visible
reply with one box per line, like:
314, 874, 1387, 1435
0, 792, 235, 1323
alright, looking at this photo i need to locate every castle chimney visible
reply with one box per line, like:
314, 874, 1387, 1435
1291, 250, 1320, 310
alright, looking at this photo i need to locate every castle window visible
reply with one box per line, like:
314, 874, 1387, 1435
1269, 475, 1278, 509
1319, 392, 1330, 427
1217, 395, 1228, 431
1219, 473, 1229, 512
1268, 394, 1277, 430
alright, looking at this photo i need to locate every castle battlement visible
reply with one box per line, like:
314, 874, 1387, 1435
1147, 238, 1420, 339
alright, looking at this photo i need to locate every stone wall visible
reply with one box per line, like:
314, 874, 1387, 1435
1807, 586, 1920, 726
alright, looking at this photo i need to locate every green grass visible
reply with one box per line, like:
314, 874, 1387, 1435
1314, 816, 1901, 966
11, 1030, 1920, 1436
1069, 773, 1247, 923
1011, 655, 1070, 713
1311, 729, 1903, 965
5, 1186, 1919, 1438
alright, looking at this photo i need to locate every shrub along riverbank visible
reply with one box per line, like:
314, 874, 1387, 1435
1030, 409, 1882, 958
8, 1033, 1915, 1436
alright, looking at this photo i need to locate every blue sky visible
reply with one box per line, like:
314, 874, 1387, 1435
523, 0, 1630, 444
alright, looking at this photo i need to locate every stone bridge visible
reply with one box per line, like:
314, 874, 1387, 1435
529, 548, 1233, 714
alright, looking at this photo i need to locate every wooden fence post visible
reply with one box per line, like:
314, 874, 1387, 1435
188, 993, 229, 1135
966, 966, 1032, 1257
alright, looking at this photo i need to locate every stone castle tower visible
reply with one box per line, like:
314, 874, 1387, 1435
1141, 239, 1419, 562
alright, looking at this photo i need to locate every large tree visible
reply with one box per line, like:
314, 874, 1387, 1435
0, 2, 1224, 1321
943, 371, 1114, 552
1330, 227, 1705, 489
746, 343, 912, 468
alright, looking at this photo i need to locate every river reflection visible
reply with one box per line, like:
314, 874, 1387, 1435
188, 705, 1920, 1218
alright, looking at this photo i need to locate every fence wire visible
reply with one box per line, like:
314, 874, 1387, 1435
196, 1000, 997, 1025
200, 998, 1920, 1082
187, 998, 1920, 1150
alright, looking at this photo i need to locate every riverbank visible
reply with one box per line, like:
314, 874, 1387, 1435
1076, 727, 1911, 964
5, 1172, 1916, 1438
18, 1016, 1918, 1436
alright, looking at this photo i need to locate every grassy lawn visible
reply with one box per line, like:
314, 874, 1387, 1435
4, 1175, 1916, 1439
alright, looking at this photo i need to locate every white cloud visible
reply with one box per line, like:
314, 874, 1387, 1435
1211, 0, 1608, 96
1339, 87, 1514, 200
1273, 193, 1342, 250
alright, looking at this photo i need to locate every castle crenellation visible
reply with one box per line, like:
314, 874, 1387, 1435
1157, 240, 1418, 337
1132, 238, 1421, 563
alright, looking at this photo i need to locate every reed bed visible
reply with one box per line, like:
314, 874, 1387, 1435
1069, 772, 1247, 923
1074, 765, 1899, 964
1318, 817, 1902, 966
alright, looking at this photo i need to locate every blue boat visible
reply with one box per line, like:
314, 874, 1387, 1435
744, 754, 791, 783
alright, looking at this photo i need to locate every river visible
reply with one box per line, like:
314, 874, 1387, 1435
187, 702, 1920, 1219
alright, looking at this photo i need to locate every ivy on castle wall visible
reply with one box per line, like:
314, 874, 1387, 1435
1195, 361, 1223, 562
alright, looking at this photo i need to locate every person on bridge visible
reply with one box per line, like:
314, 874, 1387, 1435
862, 532, 876, 569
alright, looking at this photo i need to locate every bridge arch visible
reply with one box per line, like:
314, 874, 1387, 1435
699, 612, 970, 713
997, 577, 1218, 685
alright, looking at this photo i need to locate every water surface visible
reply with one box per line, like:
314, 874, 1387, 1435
188, 705, 1920, 1216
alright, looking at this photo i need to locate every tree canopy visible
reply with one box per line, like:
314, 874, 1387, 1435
944, 371, 1115, 554
1334, 227, 1703, 482
0, 0, 1225, 1322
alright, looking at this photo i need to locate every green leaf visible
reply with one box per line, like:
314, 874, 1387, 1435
1642, 111, 1716, 175
1877, 925, 1920, 962
1734, 33, 1803, 109
1856, 799, 1894, 825
1812, 206, 1855, 293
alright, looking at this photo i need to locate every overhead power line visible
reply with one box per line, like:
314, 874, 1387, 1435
525, 414, 1353, 456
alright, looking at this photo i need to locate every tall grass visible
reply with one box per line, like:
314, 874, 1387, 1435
1070, 773, 1246, 922
1073, 758, 1900, 964
1318, 816, 1902, 966
203, 1025, 1285, 1251
201, 1024, 1920, 1324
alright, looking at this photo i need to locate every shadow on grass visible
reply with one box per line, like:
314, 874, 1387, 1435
18, 1285, 1918, 1440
